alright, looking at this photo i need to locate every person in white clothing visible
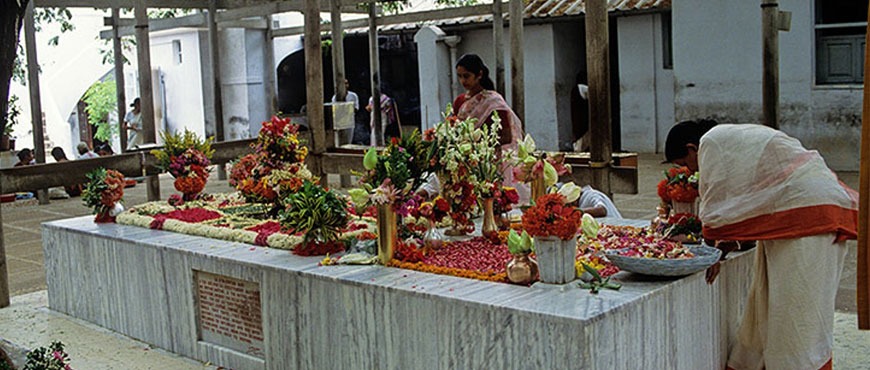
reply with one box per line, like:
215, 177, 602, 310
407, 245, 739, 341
124, 97, 143, 150
577, 185, 621, 218
76, 142, 99, 159
331, 80, 359, 147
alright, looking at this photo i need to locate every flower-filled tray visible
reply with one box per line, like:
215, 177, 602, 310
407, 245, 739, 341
604, 245, 721, 277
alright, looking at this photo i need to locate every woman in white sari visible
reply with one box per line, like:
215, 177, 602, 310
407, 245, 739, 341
665, 119, 858, 370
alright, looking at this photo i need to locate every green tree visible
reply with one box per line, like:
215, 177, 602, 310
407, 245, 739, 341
83, 79, 117, 142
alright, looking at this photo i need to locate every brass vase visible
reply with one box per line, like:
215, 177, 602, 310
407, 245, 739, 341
530, 177, 545, 204
481, 198, 497, 237
507, 253, 539, 285
377, 204, 397, 264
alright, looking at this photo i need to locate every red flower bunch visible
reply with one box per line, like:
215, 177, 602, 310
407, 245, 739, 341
82, 168, 126, 223
416, 196, 450, 223
492, 185, 520, 215
394, 239, 425, 263
657, 166, 699, 203
255, 115, 306, 165
521, 193, 582, 240
445, 181, 477, 231
663, 212, 703, 237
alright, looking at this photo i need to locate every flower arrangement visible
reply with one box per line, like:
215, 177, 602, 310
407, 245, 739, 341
82, 167, 125, 223
492, 185, 520, 216
659, 212, 703, 242
17, 341, 73, 370
521, 183, 583, 240
349, 130, 432, 213
657, 166, 699, 203
469, 113, 505, 198
229, 115, 317, 203
152, 129, 214, 201
511, 134, 571, 195
416, 196, 450, 224
423, 108, 488, 232
279, 181, 349, 255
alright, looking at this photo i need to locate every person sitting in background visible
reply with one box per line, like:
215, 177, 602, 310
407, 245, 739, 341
50, 147, 81, 197
77, 142, 98, 159
577, 185, 621, 218
96, 143, 114, 156
14, 148, 34, 167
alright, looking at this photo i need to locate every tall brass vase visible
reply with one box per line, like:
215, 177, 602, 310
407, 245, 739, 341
530, 177, 545, 204
377, 204, 397, 265
481, 198, 497, 236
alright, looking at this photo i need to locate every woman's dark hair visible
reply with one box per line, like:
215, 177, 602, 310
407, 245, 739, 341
51, 147, 67, 161
456, 54, 495, 91
17, 148, 32, 161
664, 118, 719, 162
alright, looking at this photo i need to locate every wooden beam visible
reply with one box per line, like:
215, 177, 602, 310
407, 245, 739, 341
856, 0, 870, 331
330, 0, 351, 187
761, 0, 779, 129
369, 4, 383, 146
509, 0, 524, 124
264, 16, 278, 113
304, 0, 327, 182
493, 0, 505, 96
24, 1, 49, 205
585, 0, 612, 195
36, 0, 247, 8
208, 1, 225, 146
100, 13, 207, 40
272, 3, 499, 38
134, 0, 160, 201
113, 8, 129, 152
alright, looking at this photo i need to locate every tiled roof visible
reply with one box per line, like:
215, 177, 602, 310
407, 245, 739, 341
365, 0, 670, 33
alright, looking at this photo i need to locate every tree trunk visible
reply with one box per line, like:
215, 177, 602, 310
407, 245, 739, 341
0, 0, 28, 134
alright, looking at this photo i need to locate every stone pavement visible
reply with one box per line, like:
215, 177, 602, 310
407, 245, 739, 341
0, 154, 868, 368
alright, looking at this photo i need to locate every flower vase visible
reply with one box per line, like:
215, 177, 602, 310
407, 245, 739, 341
506, 253, 539, 285
530, 177, 545, 204
377, 204, 398, 264
481, 198, 497, 237
423, 220, 444, 250
534, 236, 577, 284
670, 199, 699, 216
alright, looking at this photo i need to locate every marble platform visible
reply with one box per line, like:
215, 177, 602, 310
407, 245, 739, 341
43, 216, 753, 370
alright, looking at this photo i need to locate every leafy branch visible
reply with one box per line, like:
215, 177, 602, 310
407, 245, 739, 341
578, 263, 621, 294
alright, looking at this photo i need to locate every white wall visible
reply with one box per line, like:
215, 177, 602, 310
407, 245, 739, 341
151, 30, 207, 139
674, 0, 862, 170
414, 26, 453, 129
618, 14, 675, 153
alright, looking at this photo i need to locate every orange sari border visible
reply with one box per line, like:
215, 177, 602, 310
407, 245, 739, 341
703, 204, 858, 243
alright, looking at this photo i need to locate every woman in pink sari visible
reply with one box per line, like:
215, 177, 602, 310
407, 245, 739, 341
452, 54, 529, 204
452, 54, 523, 150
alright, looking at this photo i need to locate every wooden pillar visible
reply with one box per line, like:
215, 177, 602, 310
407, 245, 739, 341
493, 0, 505, 96
112, 8, 128, 152
304, 0, 327, 182
585, 0, 612, 195
368, 4, 383, 146
761, 0, 779, 129
0, 178, 7, 308
509, 0, 524, 125
856, 2, 870, 331
331, 0, 351, 187
135, 0, 159, 201
264, 15, 277, 113
24, 1, 48, 205
208, 0, 227, 180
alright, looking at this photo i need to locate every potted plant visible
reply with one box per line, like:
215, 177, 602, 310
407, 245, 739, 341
279, 181, 349, 256
506, 229, 538, 285
521, 183, 582, 284
152, 129, 214, 202
82, 167, 125, 223
348, 130, 432, 264
656, 166, 700, 215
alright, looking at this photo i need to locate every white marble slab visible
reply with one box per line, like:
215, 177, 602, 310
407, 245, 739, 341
43, 216, 754, 370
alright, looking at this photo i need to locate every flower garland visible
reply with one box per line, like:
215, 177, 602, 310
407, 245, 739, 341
657, 166, 699, 203
82, 167, 125, 223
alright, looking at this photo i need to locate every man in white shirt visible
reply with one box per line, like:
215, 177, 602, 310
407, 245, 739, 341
577, 185, 622, 218
331, 79, 359, 145
124, 97, 143, 150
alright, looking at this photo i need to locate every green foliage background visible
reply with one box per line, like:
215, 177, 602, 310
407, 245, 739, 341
82, 79, 117, 142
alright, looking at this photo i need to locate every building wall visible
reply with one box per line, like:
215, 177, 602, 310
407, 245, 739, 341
151, 31, 207, 139
618, 13, 675, 153
674, 0, 862, 170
